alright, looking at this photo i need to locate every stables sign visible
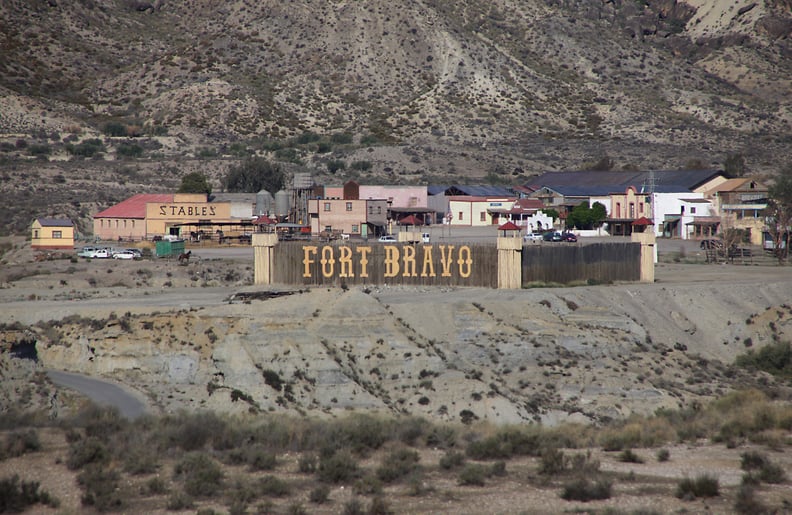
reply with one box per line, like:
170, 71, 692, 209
302, 244, 472, 279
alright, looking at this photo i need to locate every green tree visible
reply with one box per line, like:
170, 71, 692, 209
566, 201, 607, 230
224, 157, 286, 193
765, 164, 792, 262
724, 153, 746, 177
178, 172, 212, 195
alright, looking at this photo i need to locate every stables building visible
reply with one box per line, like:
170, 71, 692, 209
93, 193, 257, 242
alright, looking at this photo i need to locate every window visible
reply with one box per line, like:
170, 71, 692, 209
33, 229, 39, 239
480, 212, 486, 222
629, 203, 635, 218
690, 207, 696, 214
346, 202, 352, 212
458, 211, 463, 221
616, 202, 621, 217
352, 224, 359, 233
324, 202, 331, 212
377, 206, 382, 214
325, 226, 332, 232
131, 220, 135, 228
52, 230, 62, 239
368, 205, 373, 214
639, 203, 644, 214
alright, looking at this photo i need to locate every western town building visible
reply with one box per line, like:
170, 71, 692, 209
31, 218, 74, 250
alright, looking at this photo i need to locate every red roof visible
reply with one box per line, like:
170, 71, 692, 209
253, 215, 278, 225
398, 214, 423, 226
94, 194, 173, 219
498, 221, 521, 231
632, 216, 653, 226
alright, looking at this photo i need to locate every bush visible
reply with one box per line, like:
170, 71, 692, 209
259, 475, 290, 497
67, 437, 110, 470
734, 483, 769, 514
376, 448, 420, 483
343, 497, 365, 515
560, 478, 613, 501
466, 428, 541, 460
309, 484, 330, 504
166, 490, 194, 510
1, 429, 40, 459
0, 474, 60, 512
318, 451, 360, 483
247, 445, 277, 471
174, 453, 223, 498
618, 449, 644, 463
656, 448, 670, 462
368, 496, 392, 515
78, 466, 123, 511
538, 448, 567, 475
740, 451, 786, 484
438, 450, 466, 470
458, 464, 489, 486
298, 453, 317, 473
735, 341, 792, 379
676, 474, 719, 500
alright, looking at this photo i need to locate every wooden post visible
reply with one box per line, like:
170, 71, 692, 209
631, 231, 655, 283
252, 233, 278, 285
497, 236, 522, 289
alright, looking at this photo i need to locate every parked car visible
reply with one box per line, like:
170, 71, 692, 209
88, 249, 111, 259
124, 248, 143, 258
77, 246, 98, 258
523, 232, 544, 243
112, 250, 136, 260
543, 231, 563, 242
378, 235, 398, 243
561, 232, 578, 242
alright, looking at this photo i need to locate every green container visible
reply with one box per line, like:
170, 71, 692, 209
155, 239, 186, 257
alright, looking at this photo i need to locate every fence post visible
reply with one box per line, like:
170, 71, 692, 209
631, 231, 656, 283
497, 236, 522, 289
252, 233, 278, 285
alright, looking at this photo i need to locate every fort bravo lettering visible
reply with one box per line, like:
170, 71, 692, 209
302, 245, 473, 279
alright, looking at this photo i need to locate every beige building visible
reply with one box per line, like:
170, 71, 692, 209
31, 218, 74, 250
93, 193, 253, 241
308, 198, 389, 238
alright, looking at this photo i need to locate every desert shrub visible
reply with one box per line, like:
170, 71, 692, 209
318, 451, 360, 483
439, 450, 466, 470
67, 437, 110, 470
298, 453, 317, 473
466, 427, 542, 460
330, 132, 353, 144
376, 448, 420, 483
425, 425, 456, 449
247, 445, 277, 471
568, 451, 600, 475
458, 464, 489, 486
343, 497, 365, 515
0, 474, 60, 512
146, 476, 168, 495
309, 484, 330, 504
560, 478, 613, 501
676, 474, 719, 500
538, 447, 567, 475
598, 417, 677, 450
321, 414, 389, 454
735, 340, 792, 379
618, 449, 644, 463
161, 411, 234, 451
351, 160, 372, 171
368, 496, 392, 515
740, 451, 786, 483
353, 475, 383, 495
1, 429, 41, 459
174, 452, 224, 498
123, 447, 160, 475
734, 483, 769, 514
166, 490, 194, 510
656, 448, 670, 462
259, 475, 290, 497
78, 405, 127, 442
396, 416, 430, 446
78, 465, 124, 511
116, 143, 143, 158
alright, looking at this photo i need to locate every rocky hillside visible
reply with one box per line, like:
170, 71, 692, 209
2, 255, 791, 426
0, 0, 791, 232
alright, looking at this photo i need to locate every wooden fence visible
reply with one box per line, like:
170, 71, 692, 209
273, 242, 498, 287
521, 242, 641, 285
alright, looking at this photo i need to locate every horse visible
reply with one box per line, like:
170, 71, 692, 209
178, 250, 192, 264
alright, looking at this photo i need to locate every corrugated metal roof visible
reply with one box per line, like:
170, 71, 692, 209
94, 194, 173, 219
527, 170, 724, 194
36, 218, 73, 227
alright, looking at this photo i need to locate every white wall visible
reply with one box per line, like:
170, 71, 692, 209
652, 192, 705, 239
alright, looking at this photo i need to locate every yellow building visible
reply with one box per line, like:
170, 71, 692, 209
93, 193, 254, 242
31, 218, 74, 250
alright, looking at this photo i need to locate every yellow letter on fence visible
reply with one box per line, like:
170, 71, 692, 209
439, 245, 455, 277
302, 246, 318, 278
402, 245, 417, 277
338, 246, 354, 278
420, 245, 435, 277
357, 246, 371, 278
384, 246, 400, 278
458, 245, 472, 278
321, 246, 335, 278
